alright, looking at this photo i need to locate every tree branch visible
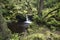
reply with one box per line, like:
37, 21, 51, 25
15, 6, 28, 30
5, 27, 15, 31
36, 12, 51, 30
43, 7, 60, 19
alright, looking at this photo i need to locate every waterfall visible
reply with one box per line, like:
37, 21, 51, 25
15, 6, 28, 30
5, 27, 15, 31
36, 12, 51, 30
26, 14, 29, 21
24, 14, 32, 24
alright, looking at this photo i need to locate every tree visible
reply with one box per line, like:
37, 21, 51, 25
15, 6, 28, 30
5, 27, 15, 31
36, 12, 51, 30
0, 4, 11, 40
37, 0, 44, 17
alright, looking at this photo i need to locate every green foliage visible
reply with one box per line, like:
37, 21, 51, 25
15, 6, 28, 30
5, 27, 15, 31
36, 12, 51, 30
0, 0, 60, 40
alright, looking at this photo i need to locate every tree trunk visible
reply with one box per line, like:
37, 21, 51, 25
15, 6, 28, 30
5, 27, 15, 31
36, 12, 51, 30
37, 0, 44, 17
0, 12, 11, 40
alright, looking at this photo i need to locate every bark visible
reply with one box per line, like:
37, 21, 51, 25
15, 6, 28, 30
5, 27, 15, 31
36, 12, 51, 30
0, 11, 11, 40
37, 0, 44, 17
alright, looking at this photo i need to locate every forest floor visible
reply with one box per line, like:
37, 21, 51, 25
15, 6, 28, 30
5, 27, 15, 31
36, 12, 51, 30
10, 26, 60, 40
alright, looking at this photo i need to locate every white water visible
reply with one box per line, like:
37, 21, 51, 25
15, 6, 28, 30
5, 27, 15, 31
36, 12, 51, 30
24, 14, 32, 24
